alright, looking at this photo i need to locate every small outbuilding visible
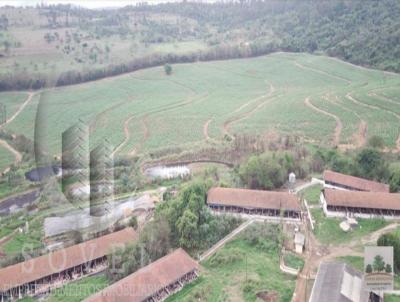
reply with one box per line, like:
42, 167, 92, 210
294, 232, 305, 254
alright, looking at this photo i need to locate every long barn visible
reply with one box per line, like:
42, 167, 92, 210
323, 170, 389, 192
321, 188, 400, 219
83, 248, 199, 302
0, 227, 137, 301
207, 187, 301, 220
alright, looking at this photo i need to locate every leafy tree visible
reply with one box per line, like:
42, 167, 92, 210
368, 135, 385, 149
389, 169, 400, 193
129, 216, 138, 230
355, 148, 388, 181
373, 255, 386, 272
385, 264, 392, 273
366, 264, 373, 273
177, 209, 198, 249
378, 233, 400, 272
164, 63, 172, 75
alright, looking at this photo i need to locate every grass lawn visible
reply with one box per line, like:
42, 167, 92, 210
284, 253, 305, 270
166, 231, 296, 302
385, 294, 400, 302
300, 184, 322, 206
45, 275, 109, 302
336, 256, 364, 271
310, 208, 388, 245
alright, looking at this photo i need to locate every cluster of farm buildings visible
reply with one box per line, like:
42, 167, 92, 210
0, 168, 398, 301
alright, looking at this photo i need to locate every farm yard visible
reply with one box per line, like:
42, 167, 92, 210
1, 52, 400, 160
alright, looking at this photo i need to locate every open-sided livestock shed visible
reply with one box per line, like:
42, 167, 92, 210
83, 248, 199, 302
207, 187, 301, 220
0, 227, 137, 301
323, 170, 389, 192
321, 188, 400, 219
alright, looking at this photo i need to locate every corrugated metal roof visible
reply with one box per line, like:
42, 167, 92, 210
324, 189, 400, 211
83, 248, 199, 302
0, 227, 138, 292
310, 262, 368, 302
207, 187, 300, 212
323, 170, 389, 193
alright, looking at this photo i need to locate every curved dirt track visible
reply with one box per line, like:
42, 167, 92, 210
0, 92, 36, 173
294, 62, 352, 85
223, 81, 275, 139
129, 116, 149, 156
324, 94, 367, 148
346, 93, 400, 151
112, 115, 135, 156
304, 97, 342, 146
203, 118, 213, 141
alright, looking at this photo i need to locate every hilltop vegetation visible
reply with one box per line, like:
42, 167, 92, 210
0, 0, 399, 90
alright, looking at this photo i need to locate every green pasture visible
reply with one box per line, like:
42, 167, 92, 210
166, 236, 296, 302
4, 53, 400, 159
310, 208, 388, 245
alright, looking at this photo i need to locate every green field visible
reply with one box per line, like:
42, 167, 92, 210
311, 208, 388, 245
300, 184, 322, 206
2, 53, 400, 159
166, 236, 296, 302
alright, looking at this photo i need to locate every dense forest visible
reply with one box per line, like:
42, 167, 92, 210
0, 0, 399, 90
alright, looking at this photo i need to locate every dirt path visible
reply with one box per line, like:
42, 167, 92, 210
1, 92, 36, 127
324, 94, 367, 148
0, 92, 36, 173
203, 118, 212, 141
129, 116, 149, 156
293, 62, 352, 85
223, 81, 275, 139
346, 93, 400, 151
304, 97, 342, 146
368, 91, 400, 105
112, 115, 135, 156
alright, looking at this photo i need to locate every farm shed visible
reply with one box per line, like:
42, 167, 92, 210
294, 233, 305, 254
323, 170, 389, 193
0, 228, 137, 301
83, 248, 199, 302
207, 187, 301, 220
309, 262, 370, 302
321, 188, 400, 220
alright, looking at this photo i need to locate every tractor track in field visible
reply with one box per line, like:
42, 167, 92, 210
89, 100, 129, 134
294, 62, 352, 85
203, 118, 213, 141
367, 91, 400, 105
323, 94, 367, 148
129, 116, 149, 156
0, 92, 36, 173
304, 97, 342, 146
222, 81, 275, 139
112, 115, 135, 156
346, 93, 400, 151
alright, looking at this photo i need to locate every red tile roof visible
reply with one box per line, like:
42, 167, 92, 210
0, 228, 138, 292
323, 170, 389, 192
83, 248, 199, 302
207, 187, 300, 212
324, 188, 400, 210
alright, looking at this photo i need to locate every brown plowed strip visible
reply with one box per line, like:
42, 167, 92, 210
346, 93, 400, 151
294, 62, 352, 85
203, 118, 212, 141
304, 97, 342, 146
323, 94, 367, 148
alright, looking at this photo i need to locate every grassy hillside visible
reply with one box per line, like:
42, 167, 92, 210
4, 53, 400, 158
